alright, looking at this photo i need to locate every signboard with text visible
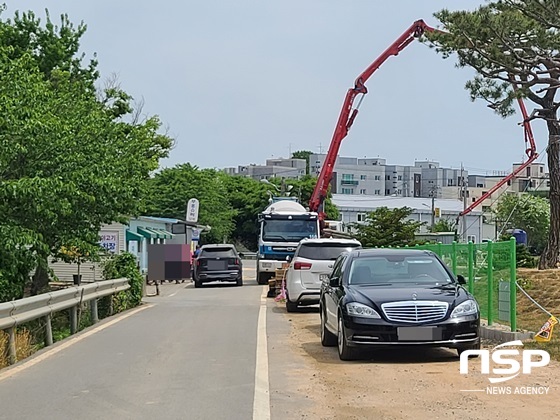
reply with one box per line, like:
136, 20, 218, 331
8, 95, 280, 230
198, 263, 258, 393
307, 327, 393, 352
186, 198, 199, 222
99, 231, 119, 254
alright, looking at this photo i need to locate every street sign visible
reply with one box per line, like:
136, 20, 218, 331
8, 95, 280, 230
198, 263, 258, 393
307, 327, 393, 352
186, 198, 199, 222
192, 229, 200, 241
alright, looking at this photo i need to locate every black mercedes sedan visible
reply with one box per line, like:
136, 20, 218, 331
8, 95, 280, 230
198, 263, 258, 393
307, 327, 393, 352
319, 248, 480, 360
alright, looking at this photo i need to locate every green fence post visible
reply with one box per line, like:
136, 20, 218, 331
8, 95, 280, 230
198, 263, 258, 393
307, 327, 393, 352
510, 237, 517, 332
451, 241, 457, 274
437, 242, 442, 257
487, 240, 494, 326
468, 241, 474, 294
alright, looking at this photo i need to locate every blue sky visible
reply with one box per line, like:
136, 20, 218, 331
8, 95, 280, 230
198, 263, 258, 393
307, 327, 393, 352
12, 1, 547, 175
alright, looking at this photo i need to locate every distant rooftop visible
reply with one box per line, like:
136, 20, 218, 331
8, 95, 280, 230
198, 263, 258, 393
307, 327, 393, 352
331, 194, 482, 214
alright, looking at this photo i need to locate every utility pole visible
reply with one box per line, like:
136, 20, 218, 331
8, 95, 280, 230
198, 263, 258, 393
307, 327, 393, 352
431, 193, 435, 230
461, 164, 468, 242
429, 184, 436, 231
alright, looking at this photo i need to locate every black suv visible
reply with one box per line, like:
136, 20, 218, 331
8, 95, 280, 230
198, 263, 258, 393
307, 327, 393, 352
193, 244, 243, 287
320, 248, 480, 360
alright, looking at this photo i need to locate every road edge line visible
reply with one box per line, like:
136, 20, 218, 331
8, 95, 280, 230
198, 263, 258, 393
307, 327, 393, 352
0, 303, 152, 382
253, 286, 271, 420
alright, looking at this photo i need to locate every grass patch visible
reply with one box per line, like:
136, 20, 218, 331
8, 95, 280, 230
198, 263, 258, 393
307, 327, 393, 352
0, 329, 37, 369
515, 268, 560, 361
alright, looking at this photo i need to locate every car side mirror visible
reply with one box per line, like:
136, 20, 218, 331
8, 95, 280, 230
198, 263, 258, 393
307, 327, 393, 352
457, 275, 467, 285
329, 276, 340, 287
286, 255, 292, 262
239, 252, 244, 258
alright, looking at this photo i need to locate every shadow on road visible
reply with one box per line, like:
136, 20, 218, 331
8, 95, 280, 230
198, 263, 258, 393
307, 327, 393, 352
299, 328, 459, 365
270, 305, 320, 314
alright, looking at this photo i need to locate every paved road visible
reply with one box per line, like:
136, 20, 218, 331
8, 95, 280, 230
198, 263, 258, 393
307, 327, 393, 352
0, 261, 271, 420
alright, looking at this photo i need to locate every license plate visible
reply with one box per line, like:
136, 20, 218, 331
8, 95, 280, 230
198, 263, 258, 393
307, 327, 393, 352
208, 260, 227, 270
397, 327, 442, 341
320, 274, 329, 281
262, 262, 272, 268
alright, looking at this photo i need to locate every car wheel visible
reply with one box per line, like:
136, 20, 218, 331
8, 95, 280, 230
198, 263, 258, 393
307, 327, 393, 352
286, 299, 298, 313
194, 279, 202, 288
456, 339, 481, 358
236, 276, 243, 287
337, 316, 357, 361
320, 308, 337, 347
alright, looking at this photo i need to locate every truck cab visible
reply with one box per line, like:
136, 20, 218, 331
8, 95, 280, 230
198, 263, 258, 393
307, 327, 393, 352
256, 199, 320, 285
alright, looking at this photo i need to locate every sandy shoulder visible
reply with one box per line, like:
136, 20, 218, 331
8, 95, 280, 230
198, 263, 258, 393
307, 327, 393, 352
274, 302, 560, 420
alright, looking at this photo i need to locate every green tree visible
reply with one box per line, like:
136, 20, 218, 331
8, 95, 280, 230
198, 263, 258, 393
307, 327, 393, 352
220, 174, 270, 250
495, 193, 549, 254
428, 1, 560, 268
291, 150, 313, 174
0, 7, 98, 86
350, 207, 425, 248
0, 10, 172, 300
430, 219, 456, 233
145, 164, 236, 244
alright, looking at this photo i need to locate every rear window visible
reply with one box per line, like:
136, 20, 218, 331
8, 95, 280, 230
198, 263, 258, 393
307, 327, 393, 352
200, 247, 236, 258
298, 243, 360, 261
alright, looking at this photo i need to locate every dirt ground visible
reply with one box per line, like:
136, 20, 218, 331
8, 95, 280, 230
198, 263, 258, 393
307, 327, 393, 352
275, 301, 560, 420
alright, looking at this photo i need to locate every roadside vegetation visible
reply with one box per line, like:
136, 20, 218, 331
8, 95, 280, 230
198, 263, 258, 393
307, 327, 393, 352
517, 268, 560, 360
0, 7, 172, 302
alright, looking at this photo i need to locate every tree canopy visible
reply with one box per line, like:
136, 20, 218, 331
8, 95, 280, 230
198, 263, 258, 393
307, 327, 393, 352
0, 9, 172, 300
495, 193, 550, 253
428, 1, 560, 268
350, 207, 425, 248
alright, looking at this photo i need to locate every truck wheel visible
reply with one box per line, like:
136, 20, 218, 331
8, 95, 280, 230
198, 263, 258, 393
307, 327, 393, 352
257, 271, 269, 285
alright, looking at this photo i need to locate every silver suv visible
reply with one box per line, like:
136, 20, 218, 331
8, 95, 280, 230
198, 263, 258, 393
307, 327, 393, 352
285, 238, 361, 312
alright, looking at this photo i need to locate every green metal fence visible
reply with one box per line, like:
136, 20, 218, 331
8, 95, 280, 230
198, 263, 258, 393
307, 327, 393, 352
392, 238, 517, 331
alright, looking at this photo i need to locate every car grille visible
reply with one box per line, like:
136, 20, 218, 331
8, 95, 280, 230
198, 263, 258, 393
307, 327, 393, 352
381, 301, 449, 323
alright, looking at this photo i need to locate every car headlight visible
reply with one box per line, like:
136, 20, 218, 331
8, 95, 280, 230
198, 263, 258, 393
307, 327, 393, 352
451, 299, 478, 318
346, 302, 381, 318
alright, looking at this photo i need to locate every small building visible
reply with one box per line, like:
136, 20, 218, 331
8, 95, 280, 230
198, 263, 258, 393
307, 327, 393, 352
48, 216, 209, 283
331, 194, 484, 243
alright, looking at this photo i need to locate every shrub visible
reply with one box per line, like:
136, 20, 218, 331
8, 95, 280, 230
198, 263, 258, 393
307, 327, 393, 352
101, 252, 143, 314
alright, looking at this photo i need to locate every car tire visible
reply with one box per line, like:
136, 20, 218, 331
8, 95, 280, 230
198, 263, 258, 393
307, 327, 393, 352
456, 338, 481, 358
337, 316, 357, 361
194, 279, 202, 288
236, 276, 243, 287
320, 308, 337, 347
286, 299, 298, 313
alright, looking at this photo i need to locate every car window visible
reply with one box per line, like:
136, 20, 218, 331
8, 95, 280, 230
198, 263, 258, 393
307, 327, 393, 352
200, 247, 236, 258
330, 254, 346, 279
348, 255, 452, 285
297, 243, 360, 260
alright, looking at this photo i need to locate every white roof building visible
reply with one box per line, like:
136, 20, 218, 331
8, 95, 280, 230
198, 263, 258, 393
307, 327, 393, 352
331, 194, 484, 243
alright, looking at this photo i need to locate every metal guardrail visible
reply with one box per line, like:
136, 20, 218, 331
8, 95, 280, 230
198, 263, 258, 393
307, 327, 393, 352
0, 278, 129, 365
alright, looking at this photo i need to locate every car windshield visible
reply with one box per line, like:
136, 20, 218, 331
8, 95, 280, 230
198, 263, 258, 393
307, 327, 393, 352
298, 243, 360, 260
200, 247, 236, 258
262, 219, 318, 241
348, 255, 452, 285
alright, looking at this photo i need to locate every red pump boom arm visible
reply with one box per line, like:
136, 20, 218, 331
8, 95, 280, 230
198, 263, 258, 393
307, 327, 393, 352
309, 20, 435, 220
309, 20, 538, 228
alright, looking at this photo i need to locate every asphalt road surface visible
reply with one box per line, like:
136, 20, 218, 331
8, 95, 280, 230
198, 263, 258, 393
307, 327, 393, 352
0, 260, 285, 420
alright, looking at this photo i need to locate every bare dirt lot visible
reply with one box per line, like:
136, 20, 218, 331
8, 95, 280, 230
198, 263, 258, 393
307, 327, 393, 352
274, 302, 560, 420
